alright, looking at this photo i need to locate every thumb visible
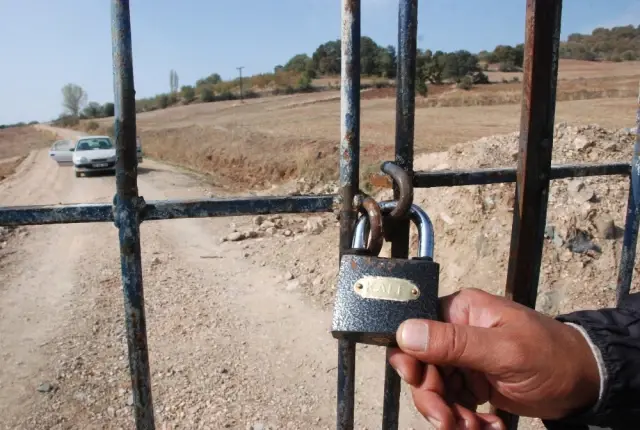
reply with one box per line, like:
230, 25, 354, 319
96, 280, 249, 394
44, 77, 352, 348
397, 319, 500, 372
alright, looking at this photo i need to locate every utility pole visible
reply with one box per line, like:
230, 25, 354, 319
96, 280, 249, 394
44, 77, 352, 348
236, 66, 244, 101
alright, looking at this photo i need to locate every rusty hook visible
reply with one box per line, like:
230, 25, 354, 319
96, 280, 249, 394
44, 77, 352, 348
353, 194, 384, 256
381, 161, 413, 220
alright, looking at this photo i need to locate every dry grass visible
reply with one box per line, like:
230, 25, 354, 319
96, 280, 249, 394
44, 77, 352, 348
0, 127, 57, 180
76, 60, 638, 190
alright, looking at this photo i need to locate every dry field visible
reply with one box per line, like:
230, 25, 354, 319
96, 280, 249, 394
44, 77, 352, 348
80, 59, 638, 190
0, 127, 57, 180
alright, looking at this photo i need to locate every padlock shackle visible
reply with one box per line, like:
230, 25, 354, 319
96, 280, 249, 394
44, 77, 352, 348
353, 201, 435, 259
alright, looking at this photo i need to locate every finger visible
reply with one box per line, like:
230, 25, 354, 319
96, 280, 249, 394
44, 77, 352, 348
410, 386, 456, 430
476, 413, 505, 430
452, 404, 482, 430
461, 369, 491, 405
388, 348, 423, 386
396, 319, 505, 372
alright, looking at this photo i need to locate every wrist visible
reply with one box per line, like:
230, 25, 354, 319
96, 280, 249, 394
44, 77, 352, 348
562, 322, 602, 414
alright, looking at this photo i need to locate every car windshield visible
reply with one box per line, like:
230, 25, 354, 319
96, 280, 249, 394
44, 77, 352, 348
76, 138, 113, 151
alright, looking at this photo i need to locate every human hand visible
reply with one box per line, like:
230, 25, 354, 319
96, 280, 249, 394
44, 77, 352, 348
389, 288, 600, 430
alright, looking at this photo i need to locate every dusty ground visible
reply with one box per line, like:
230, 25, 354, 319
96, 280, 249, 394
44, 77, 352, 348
0, 127, 57, 180
4, 121, 635, 429
0, 126, 443, 430
76, 60, 638, 191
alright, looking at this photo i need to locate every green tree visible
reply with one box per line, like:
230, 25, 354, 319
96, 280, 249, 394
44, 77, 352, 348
61, 83, 87, 117
82, 102, 103, 118
199, 87, 215, 102
102, 102, 115, 117
169, 70, 179, 93
181, 85, 196, 103
312, 40, 341, 75
284, 54, 312, 73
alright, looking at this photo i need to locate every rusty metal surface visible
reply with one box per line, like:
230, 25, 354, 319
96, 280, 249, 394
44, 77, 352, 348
414, 162, 630, 188
111, 1, 155, 428
617, 85, 640, 303
381, 161, 413, 219
357, 195, 384, 256
0, 195, 336, 226
499, 0, 563, 427
384, 1, 419, 428
337, 1, 361, 429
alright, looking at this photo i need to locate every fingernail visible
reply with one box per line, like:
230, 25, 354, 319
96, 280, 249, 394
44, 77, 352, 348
398, 320, 429, 351
427, 417, 441, 429
489, 423, 503, 430
457, 420, 470, 430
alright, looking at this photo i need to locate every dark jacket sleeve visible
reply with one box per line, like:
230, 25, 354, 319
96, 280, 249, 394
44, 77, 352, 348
542, 292, 640, 430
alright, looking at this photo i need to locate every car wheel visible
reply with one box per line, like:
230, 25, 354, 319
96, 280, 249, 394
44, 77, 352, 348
75, 171, 81, 178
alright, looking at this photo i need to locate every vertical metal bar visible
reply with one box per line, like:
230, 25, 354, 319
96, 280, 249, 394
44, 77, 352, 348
337, 1, 360, 429
499, 0, 563, 427
111, 1, 155, 429
617, 84, 640, 304
382, 1, 418, 429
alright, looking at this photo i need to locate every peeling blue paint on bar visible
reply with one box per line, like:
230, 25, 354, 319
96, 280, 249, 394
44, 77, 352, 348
0, 195, 337, 226
111, 1, 155, 429
616, 87, 640, 304
337, 1, 361, 429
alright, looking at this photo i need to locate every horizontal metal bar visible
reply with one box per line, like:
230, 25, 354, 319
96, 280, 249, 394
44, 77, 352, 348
413, 162, 630, 188
0, 195, 336, 226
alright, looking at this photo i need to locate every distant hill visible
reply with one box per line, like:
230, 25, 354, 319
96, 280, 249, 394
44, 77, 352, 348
560, 25, 639, 61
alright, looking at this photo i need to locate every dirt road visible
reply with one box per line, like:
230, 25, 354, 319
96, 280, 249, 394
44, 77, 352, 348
0, 127, 435, 429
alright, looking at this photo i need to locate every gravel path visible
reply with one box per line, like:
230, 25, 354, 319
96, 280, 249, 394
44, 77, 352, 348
0, 127, 436, 429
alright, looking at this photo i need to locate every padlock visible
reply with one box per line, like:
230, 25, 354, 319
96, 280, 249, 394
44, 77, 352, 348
331, 201, 439, 347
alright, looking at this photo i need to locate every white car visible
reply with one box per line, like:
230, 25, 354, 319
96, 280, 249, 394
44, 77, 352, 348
72, 135, 117, 177
48, 139, 75, 165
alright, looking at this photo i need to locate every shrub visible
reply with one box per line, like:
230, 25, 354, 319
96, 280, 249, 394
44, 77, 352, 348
157, 94, 170, 109
199, 87, 215, 103
416, 78, 428, 97
457, 76, 473, 90
86, 120, 99, 131
297, 73, 313, 92
181, 85, 196, 103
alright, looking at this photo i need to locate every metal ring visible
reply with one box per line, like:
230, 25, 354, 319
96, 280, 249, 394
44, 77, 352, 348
354, 200, 435, 259
352, 194, 384, 256
381, 161, 413, 220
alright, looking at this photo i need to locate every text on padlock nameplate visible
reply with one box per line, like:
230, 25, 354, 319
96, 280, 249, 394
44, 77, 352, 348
353, 276, 420, 302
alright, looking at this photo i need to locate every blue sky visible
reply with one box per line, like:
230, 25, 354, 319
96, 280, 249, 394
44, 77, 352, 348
0, 0, 638, 124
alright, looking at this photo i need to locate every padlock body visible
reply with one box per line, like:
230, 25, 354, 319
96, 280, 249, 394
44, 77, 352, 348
331, 253, 439, 346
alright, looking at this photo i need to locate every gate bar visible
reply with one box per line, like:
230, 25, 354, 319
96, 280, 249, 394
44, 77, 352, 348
0, 162, 630, 227
499, 0, 563, 427
616, 86, 640, 303
0, 195, 336, 226
112, 1, 155, 428
382, 0, 419, 429
337, 0, 360, 428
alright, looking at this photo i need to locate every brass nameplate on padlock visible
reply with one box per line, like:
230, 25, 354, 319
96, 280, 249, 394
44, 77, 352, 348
353, 276, 420, 302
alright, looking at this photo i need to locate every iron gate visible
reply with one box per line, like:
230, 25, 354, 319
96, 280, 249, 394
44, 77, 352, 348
1, 0, 639, 429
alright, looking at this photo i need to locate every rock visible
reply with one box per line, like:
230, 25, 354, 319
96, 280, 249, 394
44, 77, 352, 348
567, 180, 595, 203
285, 280, 300, 291
603, 140, 619, 151
565, 229, 601, 254
226, 232, 245, 242
253, 215, 265, 226
304, 217, 325, 235
573, 135, 595, 151
260, 221, 276, 230
265, 227, 276, 236
127, 394, 134, 406
312, 275, 323, 287
595, 217, 616, 240
37, 382, 53, 393
440, 213, 454, 225
283, 229, 293, 237
246, 230, 259, 239
251, 423, 266, 430
151, 257, 161, 266
284, 272, 294, 281
107, 407, 116, 418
